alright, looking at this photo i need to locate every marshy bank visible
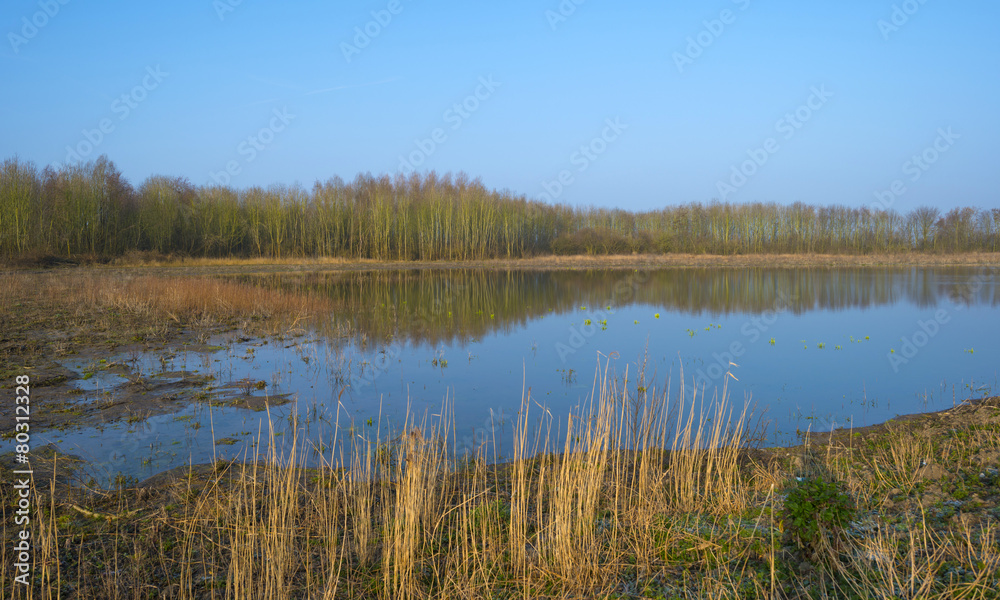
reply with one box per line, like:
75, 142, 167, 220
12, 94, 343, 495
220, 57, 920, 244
3, 366, 1000, 599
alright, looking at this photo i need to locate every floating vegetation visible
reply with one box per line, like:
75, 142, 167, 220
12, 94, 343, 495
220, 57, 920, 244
556, 367, 577, 384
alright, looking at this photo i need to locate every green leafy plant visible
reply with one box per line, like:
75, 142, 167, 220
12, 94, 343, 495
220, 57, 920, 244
781, 477, 855, 562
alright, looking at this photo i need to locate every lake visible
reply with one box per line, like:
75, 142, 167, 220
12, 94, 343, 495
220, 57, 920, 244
19, 266, 1000, 485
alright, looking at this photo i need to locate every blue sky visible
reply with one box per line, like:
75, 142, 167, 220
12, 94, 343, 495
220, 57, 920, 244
2, 0, 998, 211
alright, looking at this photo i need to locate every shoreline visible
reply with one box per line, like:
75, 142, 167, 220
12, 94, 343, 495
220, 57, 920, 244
4, 251, 1000, 274
4, 390, 999, 598
5, 391, 994, 479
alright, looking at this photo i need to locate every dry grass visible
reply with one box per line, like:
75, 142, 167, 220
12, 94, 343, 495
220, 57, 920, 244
112, 254, 382, 268
92, 251, 1000, 270
5, 365, 1000, 598
0, 270, 337, 336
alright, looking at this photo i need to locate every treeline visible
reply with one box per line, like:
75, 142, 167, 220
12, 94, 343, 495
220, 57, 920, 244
1, 155, 998, 260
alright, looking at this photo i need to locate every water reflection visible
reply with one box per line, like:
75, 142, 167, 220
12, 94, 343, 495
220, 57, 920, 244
11, 266, 997, 487
233, 267, 999, 345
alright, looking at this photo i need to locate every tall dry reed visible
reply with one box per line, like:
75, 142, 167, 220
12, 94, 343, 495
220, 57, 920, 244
8, 356, 1000, 598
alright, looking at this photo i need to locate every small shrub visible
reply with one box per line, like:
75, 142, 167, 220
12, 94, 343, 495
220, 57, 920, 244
781, 477, 855, 562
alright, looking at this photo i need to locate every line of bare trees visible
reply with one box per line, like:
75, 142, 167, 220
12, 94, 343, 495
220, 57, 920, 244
1, 156, 997, 259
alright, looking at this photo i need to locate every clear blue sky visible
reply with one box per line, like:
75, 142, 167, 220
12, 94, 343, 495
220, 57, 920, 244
2, 0, 998, 211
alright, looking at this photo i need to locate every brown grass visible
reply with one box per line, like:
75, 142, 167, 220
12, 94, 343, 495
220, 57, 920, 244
0, 270, 338, 338
78, 251, 1000, 272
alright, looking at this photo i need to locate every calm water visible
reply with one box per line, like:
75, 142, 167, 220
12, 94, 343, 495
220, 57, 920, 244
18, 267, 1000, 485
